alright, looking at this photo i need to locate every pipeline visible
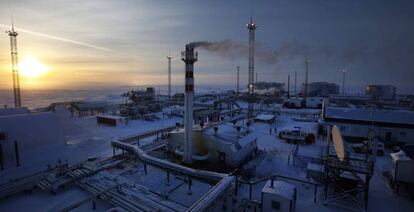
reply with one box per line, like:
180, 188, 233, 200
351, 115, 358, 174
187, 175, 235, 212
111, 140, 226, 181
111, 140, 235, 211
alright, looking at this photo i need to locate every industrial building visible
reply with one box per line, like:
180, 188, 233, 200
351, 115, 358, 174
1, 7, 413, 212
322, 106, 414, 145
366, 84, 397, 100
329, 94, 373, 106
166, 123, 258, 167
127, 87, 156, 102
261, 180, 297, 212
302, 82, 339, 97
0, 109, 65, 166
254, 82, 285, 96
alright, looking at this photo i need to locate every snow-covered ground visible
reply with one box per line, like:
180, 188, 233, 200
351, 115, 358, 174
0, 106, 181, 183
1, 106, 413, 212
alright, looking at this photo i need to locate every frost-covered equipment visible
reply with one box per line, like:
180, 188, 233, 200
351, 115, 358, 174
261, 180, 296, 212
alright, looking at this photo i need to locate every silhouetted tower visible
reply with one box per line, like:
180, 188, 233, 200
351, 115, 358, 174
6, 18, 21, 107
342, 69, 347, 95
304, 60, 310, 106
167, 54, 172, 98
256, 72, 258, 83
236, 66, 240, 94
246, 16, 257, 123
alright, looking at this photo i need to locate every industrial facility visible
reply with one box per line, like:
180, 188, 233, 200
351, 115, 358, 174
0, 4, 414, 212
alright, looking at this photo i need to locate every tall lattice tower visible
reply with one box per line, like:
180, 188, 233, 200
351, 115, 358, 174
167, 54, 172, 98
246, 17, 257, 124
6, 19, 21, 107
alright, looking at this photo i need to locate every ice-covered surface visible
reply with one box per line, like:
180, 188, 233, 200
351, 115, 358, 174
0, 107, 30, 116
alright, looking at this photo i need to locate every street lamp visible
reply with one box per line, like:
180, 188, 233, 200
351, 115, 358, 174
342, 69, 348, 95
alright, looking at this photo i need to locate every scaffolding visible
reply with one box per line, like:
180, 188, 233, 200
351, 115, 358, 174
323, 129, 374, 211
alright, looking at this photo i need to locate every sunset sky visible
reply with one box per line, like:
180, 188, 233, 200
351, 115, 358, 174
0, 0, 413, 93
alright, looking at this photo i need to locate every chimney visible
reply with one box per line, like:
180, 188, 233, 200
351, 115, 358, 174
181, 44, 198, 164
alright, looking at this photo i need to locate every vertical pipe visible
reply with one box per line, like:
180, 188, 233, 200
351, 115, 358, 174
235, 175, 238, 196
249, 184, 252, 200
188, 178, 192, 195
14, 140, 20, 167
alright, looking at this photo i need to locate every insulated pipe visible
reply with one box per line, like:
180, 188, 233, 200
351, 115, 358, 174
111, 140, 235, 211
187, 175, 235, 212
111, 140, 227, 181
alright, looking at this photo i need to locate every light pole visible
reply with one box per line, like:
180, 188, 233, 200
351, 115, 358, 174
342, 69, 347, 95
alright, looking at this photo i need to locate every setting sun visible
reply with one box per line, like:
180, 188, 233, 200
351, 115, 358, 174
18, 56, 48, 78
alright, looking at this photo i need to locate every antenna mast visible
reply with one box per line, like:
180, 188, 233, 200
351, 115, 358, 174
6, 16, 21, 107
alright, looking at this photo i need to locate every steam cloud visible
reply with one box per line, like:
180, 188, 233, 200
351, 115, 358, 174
187, 39, 365, 65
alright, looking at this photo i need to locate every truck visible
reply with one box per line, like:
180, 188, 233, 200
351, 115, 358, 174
278, 126, 315, 144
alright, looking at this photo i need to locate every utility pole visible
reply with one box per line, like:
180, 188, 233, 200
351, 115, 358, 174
294, 71, 297, 96
304, 60, 310, 106
287, 75, 290, 99
236, 66, 240, 94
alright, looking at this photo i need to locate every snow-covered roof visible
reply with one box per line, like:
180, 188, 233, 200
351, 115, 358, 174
391, 150, 412, 161
255, 114, 275, 121
262, 180, 296, 200
0, 107, 30, 117
96, 114, 125, 120
0, 112, 65, 150
324, 107, 414, 126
